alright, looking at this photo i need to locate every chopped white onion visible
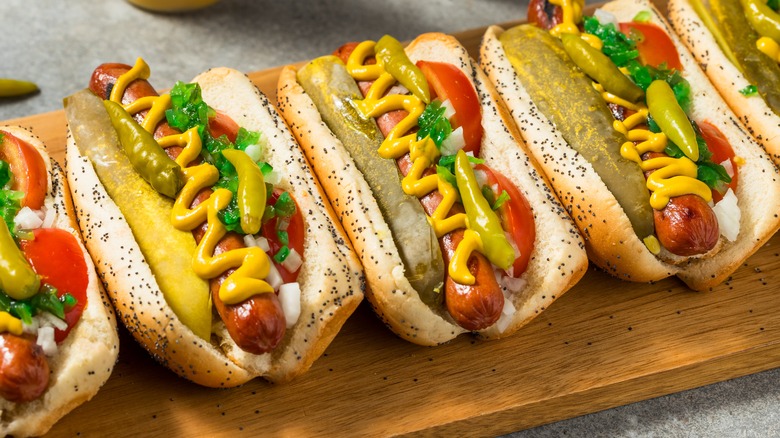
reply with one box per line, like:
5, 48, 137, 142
500, 274, 527, 293
594, 8, 618, 26
440, 126, 465, 156
22, 318, 39, 335
281, 248, 303, 273
387, 84, 410, 96
494, 289, 517, 334
441, 99, 456, 120
41, 206, 56, 229
712, 188, 740, 241
474, 170, 488, 188
264, 170, 282, 186
265, 256, 284, 290
244, 143, 263, 162
277, 217, 290, 231
243, 234, 258, 248
14, 207, 44, 230
255, 236, 271, 252
720, 159, 735, 178
36, 326, 57, 356
505, 231, 522, 262
278, 282, 301, 328
39, 312, 68, 331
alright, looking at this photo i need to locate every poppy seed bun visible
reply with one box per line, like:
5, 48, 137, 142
479, 0, 780, 290
277, 32, 588, 345
65, 67, 363, 387
0, 125, 119, 437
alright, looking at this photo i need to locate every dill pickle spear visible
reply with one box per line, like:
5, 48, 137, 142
711, 0, 780, 116
64, 89, 212, 340
499, 25, 654, 239
297, 56, 445, 305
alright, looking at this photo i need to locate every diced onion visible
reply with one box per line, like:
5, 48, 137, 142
441, 99, 456, 120
255, 236, 271, 252
243, 234, 258, 247
39, 312, 68, 331
500, 274, 527, 293
41, 206, 57, 229
281, 248, 303, 273
265, 256, 284, 290
712, 188, 740, 241
36, 326, 57, 356
22, 318, 39, 335
14, 207, 44, 230
594, 8, 618, 26
494, 289, 517, 333
278, 283, 301, 328
244, 143, 263, 162
264, 170, 282, 185
387, 84, 410, 96
720, 159, 735, 178
277, 217, 290, 231
474, 170, 488, 188
440, 126, 465, 156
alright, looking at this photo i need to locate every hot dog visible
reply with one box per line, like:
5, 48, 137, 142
277, 32, 589, 346
668, 0, 780, 165
480, 0, 780, 289
63, 61, 364, 386
0, 126, 118, 437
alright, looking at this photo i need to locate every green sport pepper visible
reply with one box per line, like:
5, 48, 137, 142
0, 79, 38, 98
221, 149, 265, 235
454, 150, 514, 270
561, 33, 645, 103
0, 218, 40, 301
689, 0, 743, 70
375, 35, 431, 104
646, 80, 699, 161
742, 0, 780, 42
103, 100, 183, 199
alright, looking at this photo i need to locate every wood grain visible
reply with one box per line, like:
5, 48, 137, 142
6, 13, 780, 438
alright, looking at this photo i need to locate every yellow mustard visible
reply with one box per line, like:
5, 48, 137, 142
111, 57, 273, 305
344, 42, 485, 285
0, 312, 23, 336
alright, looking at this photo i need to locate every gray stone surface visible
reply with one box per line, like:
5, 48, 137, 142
2, 0, 778, 436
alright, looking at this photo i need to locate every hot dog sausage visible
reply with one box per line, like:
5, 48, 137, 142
0, 334, 49, 403
89, 64, 286, 354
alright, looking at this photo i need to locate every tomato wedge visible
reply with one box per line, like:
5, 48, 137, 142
0, 130, 47, 210
698, 121, 738, 203
261, 189, 305, 284
474, 164, 536, 276
416, 60, 483, 155
619, 22, 683, 71
19, 228, 88, 343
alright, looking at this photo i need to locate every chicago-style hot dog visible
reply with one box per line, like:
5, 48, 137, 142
277, 33, 588, 345
0, 126, 118, 436
668, 0, 780, 165
480, 0, 780, 289
64, 60, 363, 386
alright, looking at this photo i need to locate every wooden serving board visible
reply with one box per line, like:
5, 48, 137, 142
6, 15, 780, 438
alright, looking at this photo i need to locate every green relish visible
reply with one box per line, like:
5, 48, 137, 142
584, 16, 730, 191
739, 85, 758, 96
417, 100, 452, 147
0, 284, 75, 325
0, 159, 23, 234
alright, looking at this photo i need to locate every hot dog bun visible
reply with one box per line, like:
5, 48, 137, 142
64, 67, 363, 386
668, 0, 780, 165
0, 126, 118, 437
277, 33, 588, 346
480, 0, 780, 290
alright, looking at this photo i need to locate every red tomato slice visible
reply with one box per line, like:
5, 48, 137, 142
698, 121, 738, 203
209, 111, 240, 143
416, 60, 483, 155
619, 22, 683, 71
0, 130, 47, 210
19, 228, 88, 343
261, 189, 305, 284
474, 164, 536, 276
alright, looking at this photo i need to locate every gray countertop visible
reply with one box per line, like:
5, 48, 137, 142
3, 0, 778, 436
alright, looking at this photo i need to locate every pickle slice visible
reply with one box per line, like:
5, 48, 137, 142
711, 0, 780, 116
64, 89, 212, 340
297, 56, 445, 305
499, 25, 654, 240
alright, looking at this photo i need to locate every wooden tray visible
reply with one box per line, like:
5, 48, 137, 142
5, 16, 780, 438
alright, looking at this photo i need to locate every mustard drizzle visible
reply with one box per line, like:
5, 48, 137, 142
112, 58, 273, 305
345, 41, 485, 285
